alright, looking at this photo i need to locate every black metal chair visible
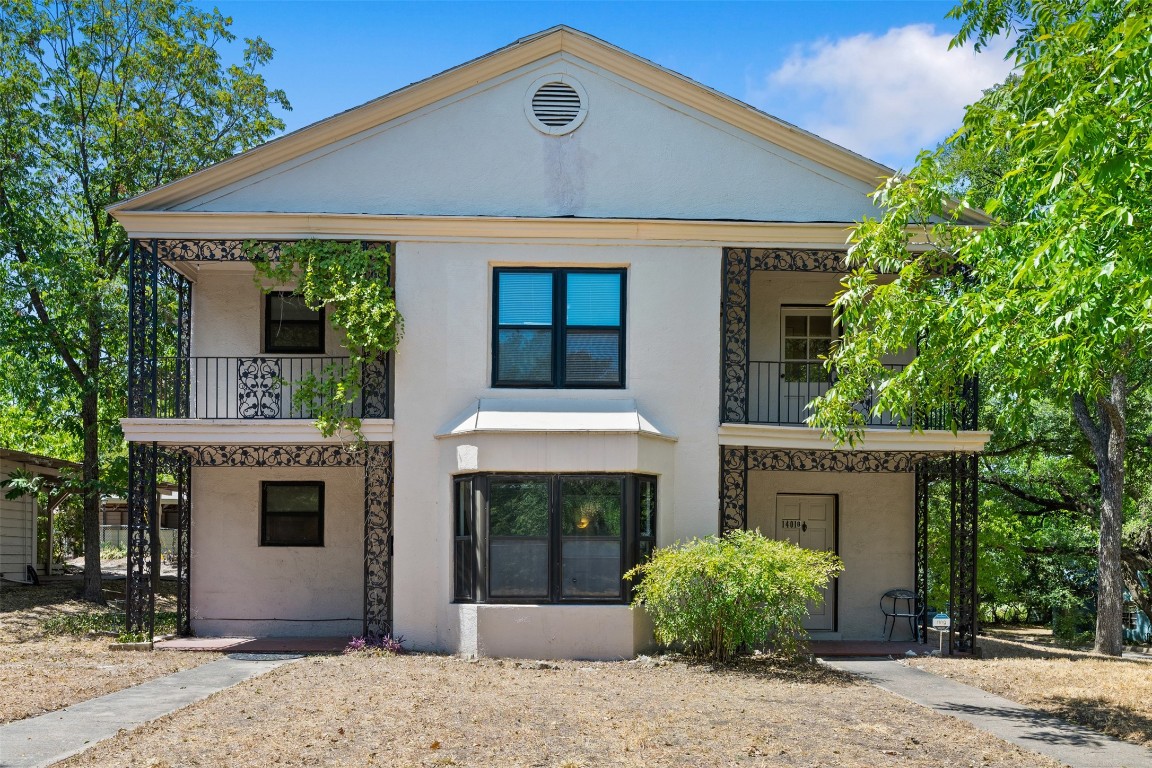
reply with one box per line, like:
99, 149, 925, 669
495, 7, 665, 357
881, 588, 922, 641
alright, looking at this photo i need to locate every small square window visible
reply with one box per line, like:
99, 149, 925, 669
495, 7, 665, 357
261, 482, 324, 546
265, 292, 324, 353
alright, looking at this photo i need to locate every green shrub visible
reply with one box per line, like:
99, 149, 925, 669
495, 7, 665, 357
625, 529, 843, 661
1052, 602, 1095, 647
100, 543, 127, 560
42, 610, 178, 637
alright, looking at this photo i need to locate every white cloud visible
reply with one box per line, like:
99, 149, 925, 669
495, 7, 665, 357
748, 24, 1014, 170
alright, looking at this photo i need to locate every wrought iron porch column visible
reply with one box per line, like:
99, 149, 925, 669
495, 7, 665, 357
721, 248, 751, 424
126, 239, 160, 637
364, 443, 394, 638
157, 449, 193, 636
720, 445, 748, 533
948, 452, 979, 653
126, 442, 157, 637
914, 461, 932, 643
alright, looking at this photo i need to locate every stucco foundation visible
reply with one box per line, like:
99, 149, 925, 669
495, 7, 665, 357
451, 604, 655, 660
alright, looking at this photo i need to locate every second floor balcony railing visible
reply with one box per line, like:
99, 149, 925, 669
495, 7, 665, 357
138, 356, 389, 420
744, 360, 975, 430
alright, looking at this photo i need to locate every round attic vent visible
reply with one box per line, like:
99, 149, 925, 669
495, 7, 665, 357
524, 75, 588, 135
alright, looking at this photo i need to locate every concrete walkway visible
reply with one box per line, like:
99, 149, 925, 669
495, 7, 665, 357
824, 658, 1152, 768
0, 653, 298, 768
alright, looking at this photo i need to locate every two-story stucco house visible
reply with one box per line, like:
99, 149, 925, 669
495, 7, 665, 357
111, 27, 989, 659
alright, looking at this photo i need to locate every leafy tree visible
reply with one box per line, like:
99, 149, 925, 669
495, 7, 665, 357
976, 384, 1152, 632
0, 0, 288, 601
933, 78, 1152, 638
812, 0, 1151, 655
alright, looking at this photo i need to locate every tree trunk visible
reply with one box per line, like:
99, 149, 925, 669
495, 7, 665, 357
1071, 373, 1126, 657
82, 315, 104, 604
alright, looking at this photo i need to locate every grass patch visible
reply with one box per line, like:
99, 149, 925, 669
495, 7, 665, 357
42, 610, 178, 637
47, 653, 1064, 768
910, 656, 1152, 747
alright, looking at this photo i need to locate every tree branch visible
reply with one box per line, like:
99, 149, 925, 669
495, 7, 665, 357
979, 475, 1090, 516
0, 185, 86, 385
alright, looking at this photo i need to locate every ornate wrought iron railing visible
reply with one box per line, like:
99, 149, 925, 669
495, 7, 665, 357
140, 356, 390, 419
742, 361, 976, 430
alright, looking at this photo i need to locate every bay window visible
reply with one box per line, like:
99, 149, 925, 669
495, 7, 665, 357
454, 473, 656, 603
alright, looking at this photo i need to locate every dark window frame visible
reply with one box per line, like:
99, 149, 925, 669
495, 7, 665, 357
492, 267, 626, 389
260, 481, 325, 547
264, 291, 326, 354
453, 473, 656, 605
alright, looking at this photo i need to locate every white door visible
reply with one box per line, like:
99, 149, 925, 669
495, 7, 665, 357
776, 494, 836, 631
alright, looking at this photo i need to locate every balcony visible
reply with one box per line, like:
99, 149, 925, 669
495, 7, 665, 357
137, 356, 389, 420
741, 360, 975, 430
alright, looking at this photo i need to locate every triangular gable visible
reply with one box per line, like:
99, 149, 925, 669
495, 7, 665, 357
110, 26, 986, 226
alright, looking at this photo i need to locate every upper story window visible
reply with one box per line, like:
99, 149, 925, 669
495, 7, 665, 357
781, 307, 833, 383
265, 292, 324, 353
492, 268, 625, 388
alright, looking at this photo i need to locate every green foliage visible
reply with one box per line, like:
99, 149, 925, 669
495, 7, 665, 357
490, 479, 549, 536
625, 530, 843, 662
43, 609, 177, 636
814, 0, 1151, 435
247, 240, 403, 441
811, 0, 1151, 656
115, 631, 150, 644
100, 543, 127, 559
44, 496, 84, 560
0, 468, 45, 500
1, 0, 288, 598
1052, 603, 1095, 647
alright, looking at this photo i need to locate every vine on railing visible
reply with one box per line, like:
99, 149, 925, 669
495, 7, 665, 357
245, 240, 403, 442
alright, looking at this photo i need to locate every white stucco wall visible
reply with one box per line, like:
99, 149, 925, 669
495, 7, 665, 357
390, 240, 720, 653
746, 471, 916, 640
190, 466, 365, 637
173, 54, 880, 223
191, 264, 350, 359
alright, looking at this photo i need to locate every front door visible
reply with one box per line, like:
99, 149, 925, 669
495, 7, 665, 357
776, 494, 837, 631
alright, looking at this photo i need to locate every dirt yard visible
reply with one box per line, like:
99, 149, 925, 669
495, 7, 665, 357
911, 651, 1152, 748
51, 651, 1064, 768
0, 578, 219, 724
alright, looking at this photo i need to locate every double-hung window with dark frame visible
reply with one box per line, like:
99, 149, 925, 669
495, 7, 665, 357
492, 268, 626, 388
261, 481, 324, 547
453, 473, 656, 604
265, 291, 325, 353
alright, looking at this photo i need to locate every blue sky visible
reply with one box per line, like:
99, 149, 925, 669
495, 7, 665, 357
208, 1, 1015, 170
